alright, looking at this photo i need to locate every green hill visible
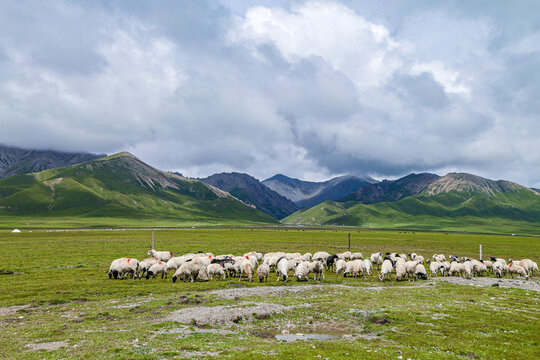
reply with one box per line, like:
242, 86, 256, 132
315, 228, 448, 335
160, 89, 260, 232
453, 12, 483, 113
0, 152, 277, 227
283, 174, 540, 234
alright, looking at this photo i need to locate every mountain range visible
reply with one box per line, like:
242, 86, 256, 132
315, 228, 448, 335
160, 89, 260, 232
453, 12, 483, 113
0, 144, 538, 233
262, 174, 376, 208
0, 152, 276, 225
0, 145, 105, 179
199, 172, 299, 219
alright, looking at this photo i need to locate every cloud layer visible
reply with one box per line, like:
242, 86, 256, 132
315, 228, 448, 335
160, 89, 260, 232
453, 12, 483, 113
1, 0, 539, 187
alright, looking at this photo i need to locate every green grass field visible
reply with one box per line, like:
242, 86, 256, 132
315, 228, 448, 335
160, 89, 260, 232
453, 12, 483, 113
1, 228, 539, 359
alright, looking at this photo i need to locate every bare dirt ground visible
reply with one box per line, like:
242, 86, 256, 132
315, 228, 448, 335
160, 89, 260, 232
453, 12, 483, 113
433, 276, 540, 292
25, 340, 69, 351
162, 301, 303, 325
0, 304, 31, 316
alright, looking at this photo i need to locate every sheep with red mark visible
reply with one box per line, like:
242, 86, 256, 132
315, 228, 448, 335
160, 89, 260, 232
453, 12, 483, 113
108, 258, 140, 280
147, 248, 174, 262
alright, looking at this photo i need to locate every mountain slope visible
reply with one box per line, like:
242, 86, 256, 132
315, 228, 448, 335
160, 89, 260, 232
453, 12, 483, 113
262, 174, 376, 208
283, 173, 540, 234
200, 172, 299, 219
341, 173, 439, 204
0, 152, 277, 225
0, 145, 104, 179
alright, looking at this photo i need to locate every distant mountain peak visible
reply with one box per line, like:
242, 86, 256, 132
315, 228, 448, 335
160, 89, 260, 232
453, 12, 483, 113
425, 172, 525, 196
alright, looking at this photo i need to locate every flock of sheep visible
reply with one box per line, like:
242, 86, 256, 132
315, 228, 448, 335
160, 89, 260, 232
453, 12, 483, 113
107, 248, 538, 283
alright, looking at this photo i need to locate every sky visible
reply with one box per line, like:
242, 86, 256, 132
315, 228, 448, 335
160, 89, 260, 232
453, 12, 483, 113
1, 1, 539, 187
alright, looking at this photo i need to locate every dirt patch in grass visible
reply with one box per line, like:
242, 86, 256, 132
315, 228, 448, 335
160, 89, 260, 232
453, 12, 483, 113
0, 304, 32, 316
25, 340, 69, 351
161, 302, 296, 325
434, 277, 540, 292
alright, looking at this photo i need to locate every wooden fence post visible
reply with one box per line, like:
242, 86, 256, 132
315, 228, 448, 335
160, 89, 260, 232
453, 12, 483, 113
152, 231, 155, 249
348, 233, 351, 252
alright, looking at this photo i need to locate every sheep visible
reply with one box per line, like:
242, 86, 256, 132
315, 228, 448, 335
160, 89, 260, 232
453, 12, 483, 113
448, 261, 464, 277
347, 259, 365, 279
531, 261, 539, 277
462, 259, 472, 279
371, 252, 383, 270
309, 260, 325, 281
172, 259, 205, 283
326, 254, 339, 271
294, 261, 311, 281
432, 254, 446, 262
414, 264, 428, 280
351, 252, 363, 260
379, 258, 394, 281
147, 248, 174, 262
286, 252, 301, 260
240, 261, 253, 282
405, 260, 422, 280
408, 253, 417, 261
146, 261, 167, 279
303, 253, 313, 261
510, 259, 535, 276
492, 260, 507, 278
276, 257, 290, 282
207, 263, 226, 280
440, 261, 451, 276
243, 251, 263, 261
508, 263, 528, 279
139, 257, 159, 278
427, 259, 443, 277
395, 262, 408, 281
338, 251, 352, 260
481, 260, 493, 274
335, 259, 347, 276
363, 259, 372, 276
471, 259, 487, 277
108, 258, 139, 280
490, 257, 507, 266
313, 251, 330, 262
257, 263, 270, 282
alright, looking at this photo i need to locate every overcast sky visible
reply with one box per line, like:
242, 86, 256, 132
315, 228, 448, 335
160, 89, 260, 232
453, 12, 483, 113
1, 1, 539, 187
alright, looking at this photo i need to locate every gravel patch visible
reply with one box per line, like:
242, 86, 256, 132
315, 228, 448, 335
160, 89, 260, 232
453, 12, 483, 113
161, 301, 296, 325
0, 305, 31, 316
208, 284, 327, 299
25, 340, 69, 351
433, 277, 540, 292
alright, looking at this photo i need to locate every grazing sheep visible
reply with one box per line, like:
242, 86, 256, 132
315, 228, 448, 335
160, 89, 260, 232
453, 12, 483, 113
363, 259, 372, 276
139, 257, 159, 278
108, 258, 139, 280
335, 259, 347, 276
448, 261, 464, 277
440, 261, 451, 276
338, 251, 352, 260
408, 253, 417, 261
326, 254, 339, 271
146, 261, 167, 279
395, 262, 408, 281
371, 252, 383, 270
313, 251, 331, 262
481, 260, 493, 274
379, 258, 394, 281
276, 257, 290, 282
309, 260, 325, 281
147, 248, 174, 262
471, 259, 487, 277
286, 252, 301, 260
508, 263, 528, 279
172, 259, 205, 283
240, 261, 253, 282
427, 259, 443, 277
414, 264, 428, 280
462, 259, 472, 279
257, 263, 270, 282
243, 251, 263, 261
351, 252, 363, 260
294, 261, 310, 281
207, 263, 226, 280
350, 259, 366, 279
432, 254, 446, 262
405, 260, 422, 280
493, 260, 507, 278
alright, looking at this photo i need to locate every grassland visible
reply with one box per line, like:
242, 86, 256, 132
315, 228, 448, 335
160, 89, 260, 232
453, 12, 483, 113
0, 228, 539, 359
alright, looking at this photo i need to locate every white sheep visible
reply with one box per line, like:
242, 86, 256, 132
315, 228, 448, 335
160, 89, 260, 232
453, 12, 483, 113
276, 257, 290, 282
492, 260, 507, 278
309, 260, 325, 281
448, 261, 464, 277
405, 260, 421, 280
294, 261, 311, 281
395, 262, 407, 281
432, 254, 446, 262
243, 251, 263, 261
207, 263, 226, 280
351, 252, 363, 260
257, 263, 270, 282
427, 260, 443, 277
139, 257, 159, 278
414, 264, 428, 280
363, 259, 372, 276
370, 252, 383, 270
348, 259, 365, 279
240, 260, 253, 282
335, 259, 347, 276
147, 248, 174, 262
379, 258, 394, 281
108, 258, 139, 279
172, 259, 204, 283
313, 251, 330, 262
508, 263, 528, 279
146, 261, 168, 279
